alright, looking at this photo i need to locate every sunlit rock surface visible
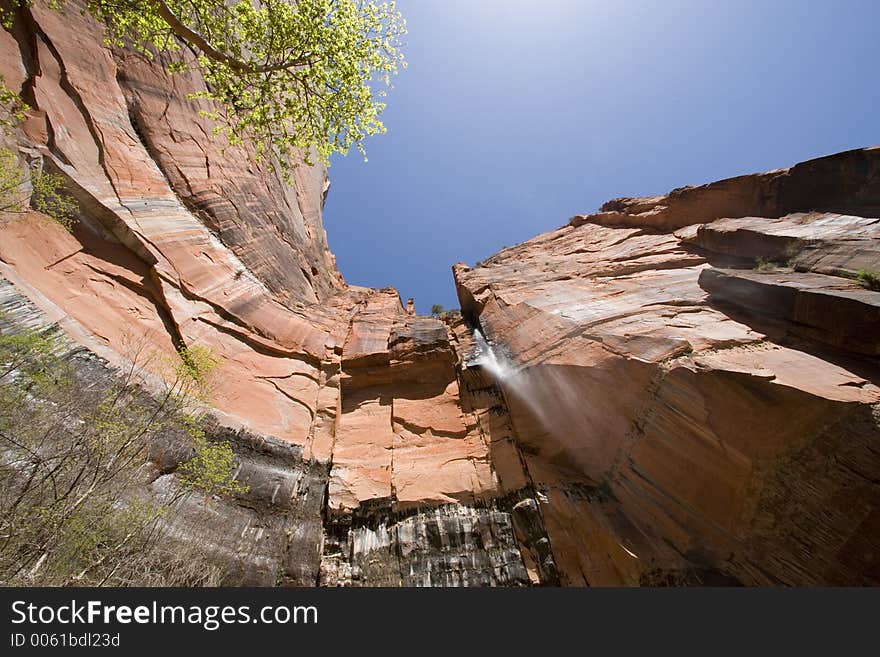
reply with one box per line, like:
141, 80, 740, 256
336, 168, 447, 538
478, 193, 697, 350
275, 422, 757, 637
0, 2, 525, 586
454, 147, 880, 585
1, 2, 878, 586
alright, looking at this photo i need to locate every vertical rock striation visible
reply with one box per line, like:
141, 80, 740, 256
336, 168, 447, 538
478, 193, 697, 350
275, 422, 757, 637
0, 1, 544, 586
1, 2, 878, 585
454, 147, 880, 585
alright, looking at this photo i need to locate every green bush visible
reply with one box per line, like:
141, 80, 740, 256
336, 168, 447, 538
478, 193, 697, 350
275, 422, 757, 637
0, 326, 242, 585
1, 73, 76, 230
753, 257, 777, 272
0, 148, 78, 230
0, 74, 27, 134
179, 433, 249, 499
856, 269, 880, 290
31, 169, 78, 231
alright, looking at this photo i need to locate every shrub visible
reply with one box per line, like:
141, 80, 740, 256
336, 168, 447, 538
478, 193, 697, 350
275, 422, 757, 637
0, 148, 24, 214
856, 269, 880, 291
0, 148, 78, 230
1, 71, 76, 230
31, 169, 78, 231
179, 433, 248, 499
754, 257, 777, 272
0, 326, 243, 585
0, 74, 27, 134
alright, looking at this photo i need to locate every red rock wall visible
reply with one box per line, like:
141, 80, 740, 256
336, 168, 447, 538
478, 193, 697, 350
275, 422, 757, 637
454, 147, 880, 585
1, 1, 878, 585
0, 2, 534, 586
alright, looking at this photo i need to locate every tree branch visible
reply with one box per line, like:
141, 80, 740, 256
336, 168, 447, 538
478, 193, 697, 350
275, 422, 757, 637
151, 0, 307, 73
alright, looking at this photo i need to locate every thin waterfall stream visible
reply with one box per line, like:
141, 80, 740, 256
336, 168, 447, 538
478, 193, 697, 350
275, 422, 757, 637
470, 326, 599, 477
471, 327, 553, 430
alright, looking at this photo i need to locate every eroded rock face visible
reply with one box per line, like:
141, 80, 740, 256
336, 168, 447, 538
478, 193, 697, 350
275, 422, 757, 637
454, 147, 880, 585
1, 2, 877, 586
0, 2, 538, 586
575, 147, 880, 231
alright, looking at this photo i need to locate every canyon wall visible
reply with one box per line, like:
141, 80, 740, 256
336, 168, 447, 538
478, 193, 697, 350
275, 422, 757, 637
454, 147, 880, 585
0, 1, 544, 586
0, 2, 877, 585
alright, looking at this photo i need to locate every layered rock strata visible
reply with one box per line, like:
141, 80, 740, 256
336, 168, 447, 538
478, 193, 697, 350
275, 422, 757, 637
454, 147, 880, 585
0, 1, 542, 586
1, 2, 878, 585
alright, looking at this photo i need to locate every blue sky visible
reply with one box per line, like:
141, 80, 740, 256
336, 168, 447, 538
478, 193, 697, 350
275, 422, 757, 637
323, 0, 879, 314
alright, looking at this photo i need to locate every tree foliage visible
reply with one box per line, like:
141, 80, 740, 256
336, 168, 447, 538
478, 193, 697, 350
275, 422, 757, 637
0, 322, 243, 585
0, 147, 78, 230
0, 75, 27, 134
82, 0, 407, 174
856, 268, 880, 290
30, 168, 78, 230
178, 430, 248, 498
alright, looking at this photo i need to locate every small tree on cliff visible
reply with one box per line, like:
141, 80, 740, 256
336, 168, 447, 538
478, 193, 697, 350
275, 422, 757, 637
0, 328, 243, 585
3, 1, 406, 177
0, 148, 78, 230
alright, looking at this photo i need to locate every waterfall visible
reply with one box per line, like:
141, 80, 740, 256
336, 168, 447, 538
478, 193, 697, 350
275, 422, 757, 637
472, 328, 547, 425
471, 326, 595, 475
472, 328, 513, 383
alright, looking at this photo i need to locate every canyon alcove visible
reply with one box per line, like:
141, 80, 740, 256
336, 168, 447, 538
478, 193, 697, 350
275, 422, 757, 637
0, 1, 878, 587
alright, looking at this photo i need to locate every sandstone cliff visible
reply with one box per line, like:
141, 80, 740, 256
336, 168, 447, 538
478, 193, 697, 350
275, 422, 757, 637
454, 147, 880, 585
1, 3, 877, 585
